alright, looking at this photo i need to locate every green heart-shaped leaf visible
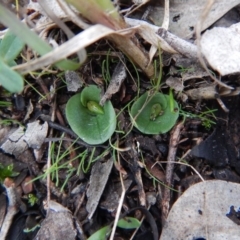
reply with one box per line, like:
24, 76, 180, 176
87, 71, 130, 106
130, 92, 179, 134
66, 85, 116, 145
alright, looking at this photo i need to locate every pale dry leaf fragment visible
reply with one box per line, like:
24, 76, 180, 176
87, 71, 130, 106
124, 0, 150, 17
1, 127, 27, 156
65, 70, 83, 92
125, 17, 177, 54
34, 200, 76, 240
27, 0, 73, 33
185, 84, 218, 100
100, 61, 126, 105
27, 0, 72, 21
13, 24, 116, 74
23, 99, 34, 122
86, 158, 113, 219
160, 180, 240, 240
149, 0, 240, 39
166, 76, 183, 92
1, 121, 48, 156
100, 179, 132, 212
23, 121, 48, 149
173, 56, 209, 81
125, 17, 199, 61
201, 23, 240, 75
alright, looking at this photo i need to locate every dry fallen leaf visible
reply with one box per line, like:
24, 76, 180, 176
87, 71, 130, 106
160, 180, 240, 240
149, 0, 240, 39
86, 158, 113, 219
34, 201, 76, 240
201, 23, 240, 76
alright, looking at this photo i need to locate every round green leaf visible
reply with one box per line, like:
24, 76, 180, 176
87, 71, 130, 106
66, 85, 116, 145
130, 92, 179, 134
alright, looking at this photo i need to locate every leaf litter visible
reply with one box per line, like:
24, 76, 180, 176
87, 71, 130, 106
0, 1, 240, 240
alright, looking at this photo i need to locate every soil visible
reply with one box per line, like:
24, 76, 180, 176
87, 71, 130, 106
1, 1, 240, 240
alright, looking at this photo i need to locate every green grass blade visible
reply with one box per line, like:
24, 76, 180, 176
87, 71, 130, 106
0, 4, 79, 71
0, 58, 23, 92
0, 30, 24, 64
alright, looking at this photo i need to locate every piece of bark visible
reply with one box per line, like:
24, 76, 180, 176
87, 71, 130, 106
86, 158, 113, 219
34, 201, 76, 240
65, 70, 83, 92
100, 61, 126, 105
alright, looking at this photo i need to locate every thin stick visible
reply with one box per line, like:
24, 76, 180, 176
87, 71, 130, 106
161, 121, 183, 224
0, 178, 19, 239
46, 97, 57, 208
154, 161, 205, 183
162, 0, 169, 30
109, 140, 126, 240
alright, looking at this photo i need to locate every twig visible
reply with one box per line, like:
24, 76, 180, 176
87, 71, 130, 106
39, 115, 107, 148
109, 176, 125, 239
0, 178, 20, 240
155, 161, 205, 183
162, 0, 169, 30
109, 139, 125, 240
127, 136, 146, 206
161, 121, 184, 224
56, 0, 90, 29
46, 97, 57, 208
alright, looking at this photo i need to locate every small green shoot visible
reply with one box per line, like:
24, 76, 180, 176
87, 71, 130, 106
0, 163, 19, 183
23, 224, 40, 233
66, 85, 116, 144
0, 119, 23, 127
150, 45, 163, 92
32, 138, 86, 191
117, 217, 141, 229
102, 50, 111, 83
175, 65, 194, 74
140, 152, 178, 192
0, 101, 11, 107
88, 216, 141, 240
88, 225, 111, 240
27, 193, 38, 206
180, 107, 217, 130
66, 0, 123, 30
169, 88, 174, 112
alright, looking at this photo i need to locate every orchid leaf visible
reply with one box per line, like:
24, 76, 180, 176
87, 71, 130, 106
66, 85, 116, 145
130, 92, 179, 134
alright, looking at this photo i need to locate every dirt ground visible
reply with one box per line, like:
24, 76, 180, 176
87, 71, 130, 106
1, 1, 240, 240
